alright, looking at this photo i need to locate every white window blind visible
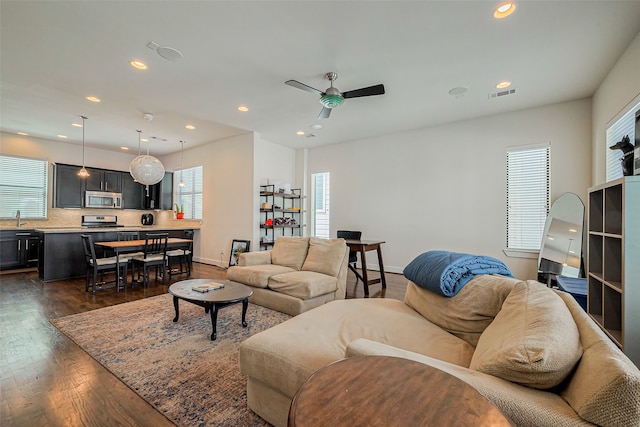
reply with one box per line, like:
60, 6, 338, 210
0, 155, 48, 219
506, 144, 550, 250
174, 166, 203, 220
606, 98, 640, 182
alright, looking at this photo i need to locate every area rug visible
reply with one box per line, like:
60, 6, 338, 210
51, 294, 291, 426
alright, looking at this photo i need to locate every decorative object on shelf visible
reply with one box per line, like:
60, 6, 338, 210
609, 135, 635, 176
179, 140, 185, 187
129, 113, 165, 186
174, 203, 184, 220
77, 115, 89, 178
229, 239, 250, 267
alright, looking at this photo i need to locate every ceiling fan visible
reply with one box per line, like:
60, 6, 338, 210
285, 72, 385, 119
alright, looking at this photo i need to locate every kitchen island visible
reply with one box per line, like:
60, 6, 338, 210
36, 226, 198, 282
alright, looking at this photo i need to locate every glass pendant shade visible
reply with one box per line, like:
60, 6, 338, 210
130, 155, 165, 186
78, 115, 90, 178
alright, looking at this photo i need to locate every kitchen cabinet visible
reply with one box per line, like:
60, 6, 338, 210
0, 230, 39, 270
86, 168, 122, 192
121, 172, 144, 209
53, 163, 84, 208
145, 172, 173, 210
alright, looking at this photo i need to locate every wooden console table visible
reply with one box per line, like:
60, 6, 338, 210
288, 355, 513, 427
344, 239, 386, 297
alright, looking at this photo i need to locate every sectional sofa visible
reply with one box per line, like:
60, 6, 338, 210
239, 274, 640, 426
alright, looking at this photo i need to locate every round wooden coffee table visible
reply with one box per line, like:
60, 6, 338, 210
288, 356, 513, 426
168, 279, 253, 340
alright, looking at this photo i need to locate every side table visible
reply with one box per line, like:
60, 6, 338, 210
288, 355, 513, 426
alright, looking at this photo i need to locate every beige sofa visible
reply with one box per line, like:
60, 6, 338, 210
239, 274, 640, 427
227, 236, 349, 316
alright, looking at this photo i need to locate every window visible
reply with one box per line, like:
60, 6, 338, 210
0, 155, 48, 219
606, 97, 640, 181
506, 144, 550, 251
174, 166, 203, 220
311, 172, 330, 238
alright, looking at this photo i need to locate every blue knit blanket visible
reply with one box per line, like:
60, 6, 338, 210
403, 250, 514, 297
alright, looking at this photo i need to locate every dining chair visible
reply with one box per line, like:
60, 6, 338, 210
167, 230, 193, 279
337, 230, 362, 284
131, 233, 168, 287
81, 234, 128, 294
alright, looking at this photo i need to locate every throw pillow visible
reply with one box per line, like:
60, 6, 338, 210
271, 237, 309, 270
301, 237, 346, 277
470, 280, 583, 389
404, 274, 521, 347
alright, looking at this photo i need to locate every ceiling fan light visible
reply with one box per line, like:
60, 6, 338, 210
319, 93, 344, 109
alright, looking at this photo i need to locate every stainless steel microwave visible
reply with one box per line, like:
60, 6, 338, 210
85, 191, 122, 209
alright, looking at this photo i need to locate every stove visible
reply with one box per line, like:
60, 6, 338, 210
81, 215, 124, 228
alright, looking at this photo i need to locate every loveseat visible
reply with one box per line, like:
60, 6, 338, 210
227, 236, 349, 316
239, 274, 640, 426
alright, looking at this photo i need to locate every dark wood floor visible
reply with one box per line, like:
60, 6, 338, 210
0, 263, 407, 426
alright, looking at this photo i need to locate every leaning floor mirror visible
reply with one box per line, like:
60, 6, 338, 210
537, 192, 585, 286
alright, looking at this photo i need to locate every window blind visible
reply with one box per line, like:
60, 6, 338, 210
606, 98, 640, 182
175, 166, 203, 220
0, 155, 48, 219
506, 144, 550, 250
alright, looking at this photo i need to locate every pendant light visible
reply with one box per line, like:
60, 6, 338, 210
77, 115, 90, 177
129, 113, 165, 185
179, 140, 185, 187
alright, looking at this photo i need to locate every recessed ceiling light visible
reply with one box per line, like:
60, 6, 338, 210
130, 59, 148, 70
57, 134, 68, 139
494, 2, 516, 19
17, 131, 29, 136
238, 105, 249, 112
296, 131, 305, 136
310, 124, 323, 130
120, 146, 129, 151
496, 80, 511, 89
185, 124, 195, 130
86, 96, 101, 103
72, 122, 83, 128
448, 86, 469, 98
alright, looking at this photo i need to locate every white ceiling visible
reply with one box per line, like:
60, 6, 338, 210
2, 1, 640, 155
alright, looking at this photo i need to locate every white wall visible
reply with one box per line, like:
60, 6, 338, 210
592, 32, 640, 185
253, 134, 297, 248
304, 99, 592, 280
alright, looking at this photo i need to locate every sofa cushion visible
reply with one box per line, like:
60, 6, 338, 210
404, 275, 521, 347
268, 270, 338, 299
470, 280, 583, 390
556, 291, 640, 427
271, 237, 310, 270
227, 264, 296, 288
301, 237, 346, 277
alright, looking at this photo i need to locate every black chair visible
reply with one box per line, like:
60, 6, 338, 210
81, 234, 128, 294
116, 231, 144, 264
337, 230, 362, 284
131, 233, 168, 287
167, 230, 194, 279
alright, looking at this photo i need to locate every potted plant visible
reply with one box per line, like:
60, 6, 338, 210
174, 203, 184, 220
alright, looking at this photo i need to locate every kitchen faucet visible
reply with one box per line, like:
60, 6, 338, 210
16, 210, 26, 227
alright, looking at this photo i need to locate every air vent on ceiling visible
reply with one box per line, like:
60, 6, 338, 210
489, 88, 517, 99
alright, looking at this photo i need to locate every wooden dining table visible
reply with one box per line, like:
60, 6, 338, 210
95, 238, 192, 286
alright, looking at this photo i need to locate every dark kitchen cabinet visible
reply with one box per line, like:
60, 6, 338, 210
145, 172, 173, 210
86, 168, 122, 192
0, 230, 39, 270
121, 172, 144, 209
54, 163, 84, 208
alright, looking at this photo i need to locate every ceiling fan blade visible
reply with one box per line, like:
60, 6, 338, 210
318, 107, 332, 119
285, 80, 324, 96
342, 84, 385, 99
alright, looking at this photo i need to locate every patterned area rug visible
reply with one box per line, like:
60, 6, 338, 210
51, 294, 291, 426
